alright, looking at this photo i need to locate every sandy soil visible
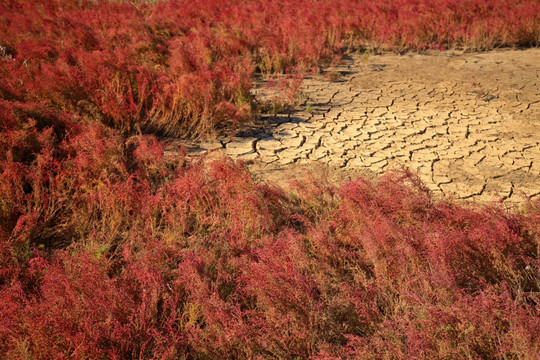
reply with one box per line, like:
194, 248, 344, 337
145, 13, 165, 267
168, 48, 540, 206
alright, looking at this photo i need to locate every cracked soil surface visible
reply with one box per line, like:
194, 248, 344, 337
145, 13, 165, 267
170, 48, 540, 205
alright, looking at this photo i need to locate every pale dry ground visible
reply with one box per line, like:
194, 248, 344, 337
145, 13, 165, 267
167, 48, 540, 205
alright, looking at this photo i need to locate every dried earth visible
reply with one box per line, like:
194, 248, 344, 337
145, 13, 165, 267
169, 48, 540, 205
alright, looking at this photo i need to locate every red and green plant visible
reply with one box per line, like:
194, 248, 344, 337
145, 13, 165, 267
1, 146, 539, 358
1, 0, 539, 137
1, 0, 540, 358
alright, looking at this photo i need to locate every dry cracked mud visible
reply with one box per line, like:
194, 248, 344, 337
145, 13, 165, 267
168, 48, 540, 205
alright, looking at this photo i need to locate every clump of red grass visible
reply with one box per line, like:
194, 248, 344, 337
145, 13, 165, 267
0, 117, 538, 357
1, 0, 539, 138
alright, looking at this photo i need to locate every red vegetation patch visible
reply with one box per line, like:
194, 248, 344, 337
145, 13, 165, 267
0, 142, 539, 357
1, 1, 540, 358
1, 0, 539, 137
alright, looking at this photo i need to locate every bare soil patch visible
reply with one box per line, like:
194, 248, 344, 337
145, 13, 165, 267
171, 48, 540, 205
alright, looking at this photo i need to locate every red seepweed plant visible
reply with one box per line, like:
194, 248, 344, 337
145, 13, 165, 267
0, 139, 539, 358
1, 0, 540, 358
2, 0, 539, 138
